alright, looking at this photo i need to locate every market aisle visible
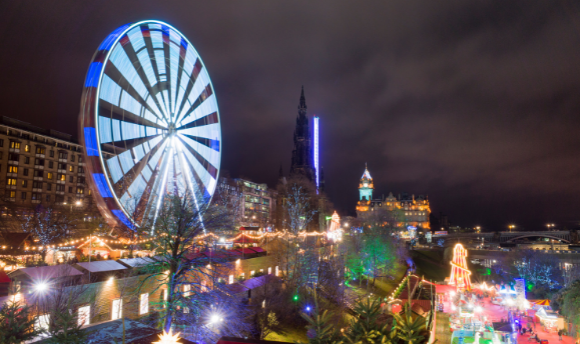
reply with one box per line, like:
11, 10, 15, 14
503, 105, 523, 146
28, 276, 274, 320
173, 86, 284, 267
516, 316, 575, 344
435, 311, 452, 344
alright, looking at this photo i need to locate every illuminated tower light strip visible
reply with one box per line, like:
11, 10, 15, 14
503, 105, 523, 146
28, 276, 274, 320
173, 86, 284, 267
313, 116, 320, 191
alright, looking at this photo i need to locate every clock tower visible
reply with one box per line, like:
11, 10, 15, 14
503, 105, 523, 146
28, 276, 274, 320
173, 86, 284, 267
359, 164, 374, 201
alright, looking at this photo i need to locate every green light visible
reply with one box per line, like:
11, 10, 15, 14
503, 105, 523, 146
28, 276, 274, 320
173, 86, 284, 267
325, 216, 332, 220
293, 294, 299, 301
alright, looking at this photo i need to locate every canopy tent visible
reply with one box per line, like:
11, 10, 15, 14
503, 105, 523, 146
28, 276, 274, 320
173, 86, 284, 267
533, 299, 550, 306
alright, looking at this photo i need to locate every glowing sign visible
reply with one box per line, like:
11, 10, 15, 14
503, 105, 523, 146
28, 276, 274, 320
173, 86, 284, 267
313, 116, 320, 191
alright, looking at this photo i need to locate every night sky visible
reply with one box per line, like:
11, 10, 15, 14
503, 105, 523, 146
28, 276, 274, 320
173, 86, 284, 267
2, 1, 580, 231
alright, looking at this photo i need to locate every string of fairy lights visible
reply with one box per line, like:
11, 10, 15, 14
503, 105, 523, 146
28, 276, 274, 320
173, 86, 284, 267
2, 230, 327, 252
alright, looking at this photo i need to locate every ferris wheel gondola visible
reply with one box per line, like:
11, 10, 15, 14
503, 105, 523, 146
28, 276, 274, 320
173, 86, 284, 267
79, 20, 221, 229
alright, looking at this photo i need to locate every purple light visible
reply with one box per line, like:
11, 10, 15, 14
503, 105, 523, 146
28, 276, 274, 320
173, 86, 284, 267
313, 116, 320, 191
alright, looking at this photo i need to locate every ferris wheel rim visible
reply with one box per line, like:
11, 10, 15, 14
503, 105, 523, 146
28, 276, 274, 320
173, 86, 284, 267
81, 20, 222, 228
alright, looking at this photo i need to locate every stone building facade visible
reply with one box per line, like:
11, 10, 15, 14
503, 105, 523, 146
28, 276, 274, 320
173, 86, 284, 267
0, 117, 101, 217
355, 165, 431, 230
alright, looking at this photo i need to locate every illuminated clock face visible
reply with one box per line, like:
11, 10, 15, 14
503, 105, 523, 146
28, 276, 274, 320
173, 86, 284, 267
364, 183, 368, 187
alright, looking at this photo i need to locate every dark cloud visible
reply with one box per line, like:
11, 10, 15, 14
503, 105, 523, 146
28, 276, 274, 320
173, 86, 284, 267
1, 0, 580, 230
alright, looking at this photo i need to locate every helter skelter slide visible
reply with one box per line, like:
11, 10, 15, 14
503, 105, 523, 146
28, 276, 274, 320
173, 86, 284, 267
448, 243, 472, 290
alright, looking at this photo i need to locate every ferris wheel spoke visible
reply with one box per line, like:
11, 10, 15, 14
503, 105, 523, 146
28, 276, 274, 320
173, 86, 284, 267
172, 39, 188, 115
121, 29, 171, 124
176, 111, 218, 130
101, 134, 162, 156
110, 137, 165, 193
175, 58, 202, 120
97, 113, 164, 147
175, 64, 211, 125
177, 136, 217, 179
98, 100, 166, 130
177, 84, 213, 126
179, 134, 220, 169
178, 145, 214, 199
179, 134, 219, 152
103, 61, 165, 123
183, 155, 211, 200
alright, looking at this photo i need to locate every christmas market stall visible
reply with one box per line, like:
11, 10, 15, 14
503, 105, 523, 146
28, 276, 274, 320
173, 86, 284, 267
535, 307, 565, 332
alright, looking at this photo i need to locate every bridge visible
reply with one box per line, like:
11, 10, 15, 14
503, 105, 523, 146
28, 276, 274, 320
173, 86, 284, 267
435, 230, 573, 243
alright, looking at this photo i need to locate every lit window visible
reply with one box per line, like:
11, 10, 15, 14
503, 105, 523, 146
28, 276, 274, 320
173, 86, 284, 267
69, 166, 74, 172
24, 145, 30, 152
241, 272, 245, 280
251, 270, 255, 276
6, 179, 16, 186
183, 284, 191, 297
139, 293, 148, 314
111, 299, 122, 320
268, 267, 272, 274
9, 191, 15, 198
78, 305, 90, 326
8, 166, 17, 173
275, 266, 280, 276
229, 274, 234, 284
47, 172, 53, 179
35, 314, 50, 333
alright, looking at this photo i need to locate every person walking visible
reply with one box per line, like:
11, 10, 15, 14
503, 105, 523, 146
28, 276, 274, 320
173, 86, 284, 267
558, 329, 563, 341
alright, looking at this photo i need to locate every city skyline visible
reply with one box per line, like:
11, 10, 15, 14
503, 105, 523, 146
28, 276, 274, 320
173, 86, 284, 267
1, 1, 580, 230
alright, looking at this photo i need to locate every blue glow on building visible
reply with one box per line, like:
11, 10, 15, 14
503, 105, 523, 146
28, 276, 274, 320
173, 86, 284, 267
84, 127, 99, 156
313, 116, 320, 190
92, 173, 113, 198
85, 62, 103, 88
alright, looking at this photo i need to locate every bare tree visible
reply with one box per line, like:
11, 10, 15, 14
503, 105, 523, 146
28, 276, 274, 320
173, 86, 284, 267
134, 192, 249, 341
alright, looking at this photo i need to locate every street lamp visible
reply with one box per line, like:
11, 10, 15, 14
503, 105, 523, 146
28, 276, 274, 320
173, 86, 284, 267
508, 224, 515, 232
34, 282, 48, 293
546, 223, 555, 231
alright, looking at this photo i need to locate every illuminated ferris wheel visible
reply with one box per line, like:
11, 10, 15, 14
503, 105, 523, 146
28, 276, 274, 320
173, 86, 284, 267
79, 20, 221, 229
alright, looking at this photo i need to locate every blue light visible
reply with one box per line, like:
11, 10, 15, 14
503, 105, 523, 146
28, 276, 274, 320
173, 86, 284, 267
313, 116, 320, 191
92, 173, 113, 198
85, 62, 103, 88
99, 24, 130, 51
112, 209, 134, 229
305, 306, 311, 312
84, 127, 99, 156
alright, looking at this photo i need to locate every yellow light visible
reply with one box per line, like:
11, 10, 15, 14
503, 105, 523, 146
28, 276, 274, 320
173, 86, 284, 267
152, 329, 182, 344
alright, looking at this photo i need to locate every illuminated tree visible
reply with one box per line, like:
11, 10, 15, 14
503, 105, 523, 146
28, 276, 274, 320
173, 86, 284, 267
0, 301, 42, 344
20, 207, 74, 262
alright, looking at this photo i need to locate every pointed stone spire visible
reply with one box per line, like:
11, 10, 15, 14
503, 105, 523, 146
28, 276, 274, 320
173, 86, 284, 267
298, 85, 307, 113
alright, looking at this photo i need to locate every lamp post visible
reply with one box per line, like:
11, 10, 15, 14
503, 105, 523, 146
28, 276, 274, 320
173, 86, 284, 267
508, 224, 515, 232
64, 200, 82, 212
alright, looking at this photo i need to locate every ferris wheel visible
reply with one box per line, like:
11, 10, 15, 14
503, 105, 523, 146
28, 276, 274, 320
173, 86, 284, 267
79, 20, 221, 229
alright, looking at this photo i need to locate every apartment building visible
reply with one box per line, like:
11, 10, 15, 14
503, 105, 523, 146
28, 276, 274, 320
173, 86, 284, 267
216, 177, 277, 230
0, 117, 100, 215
